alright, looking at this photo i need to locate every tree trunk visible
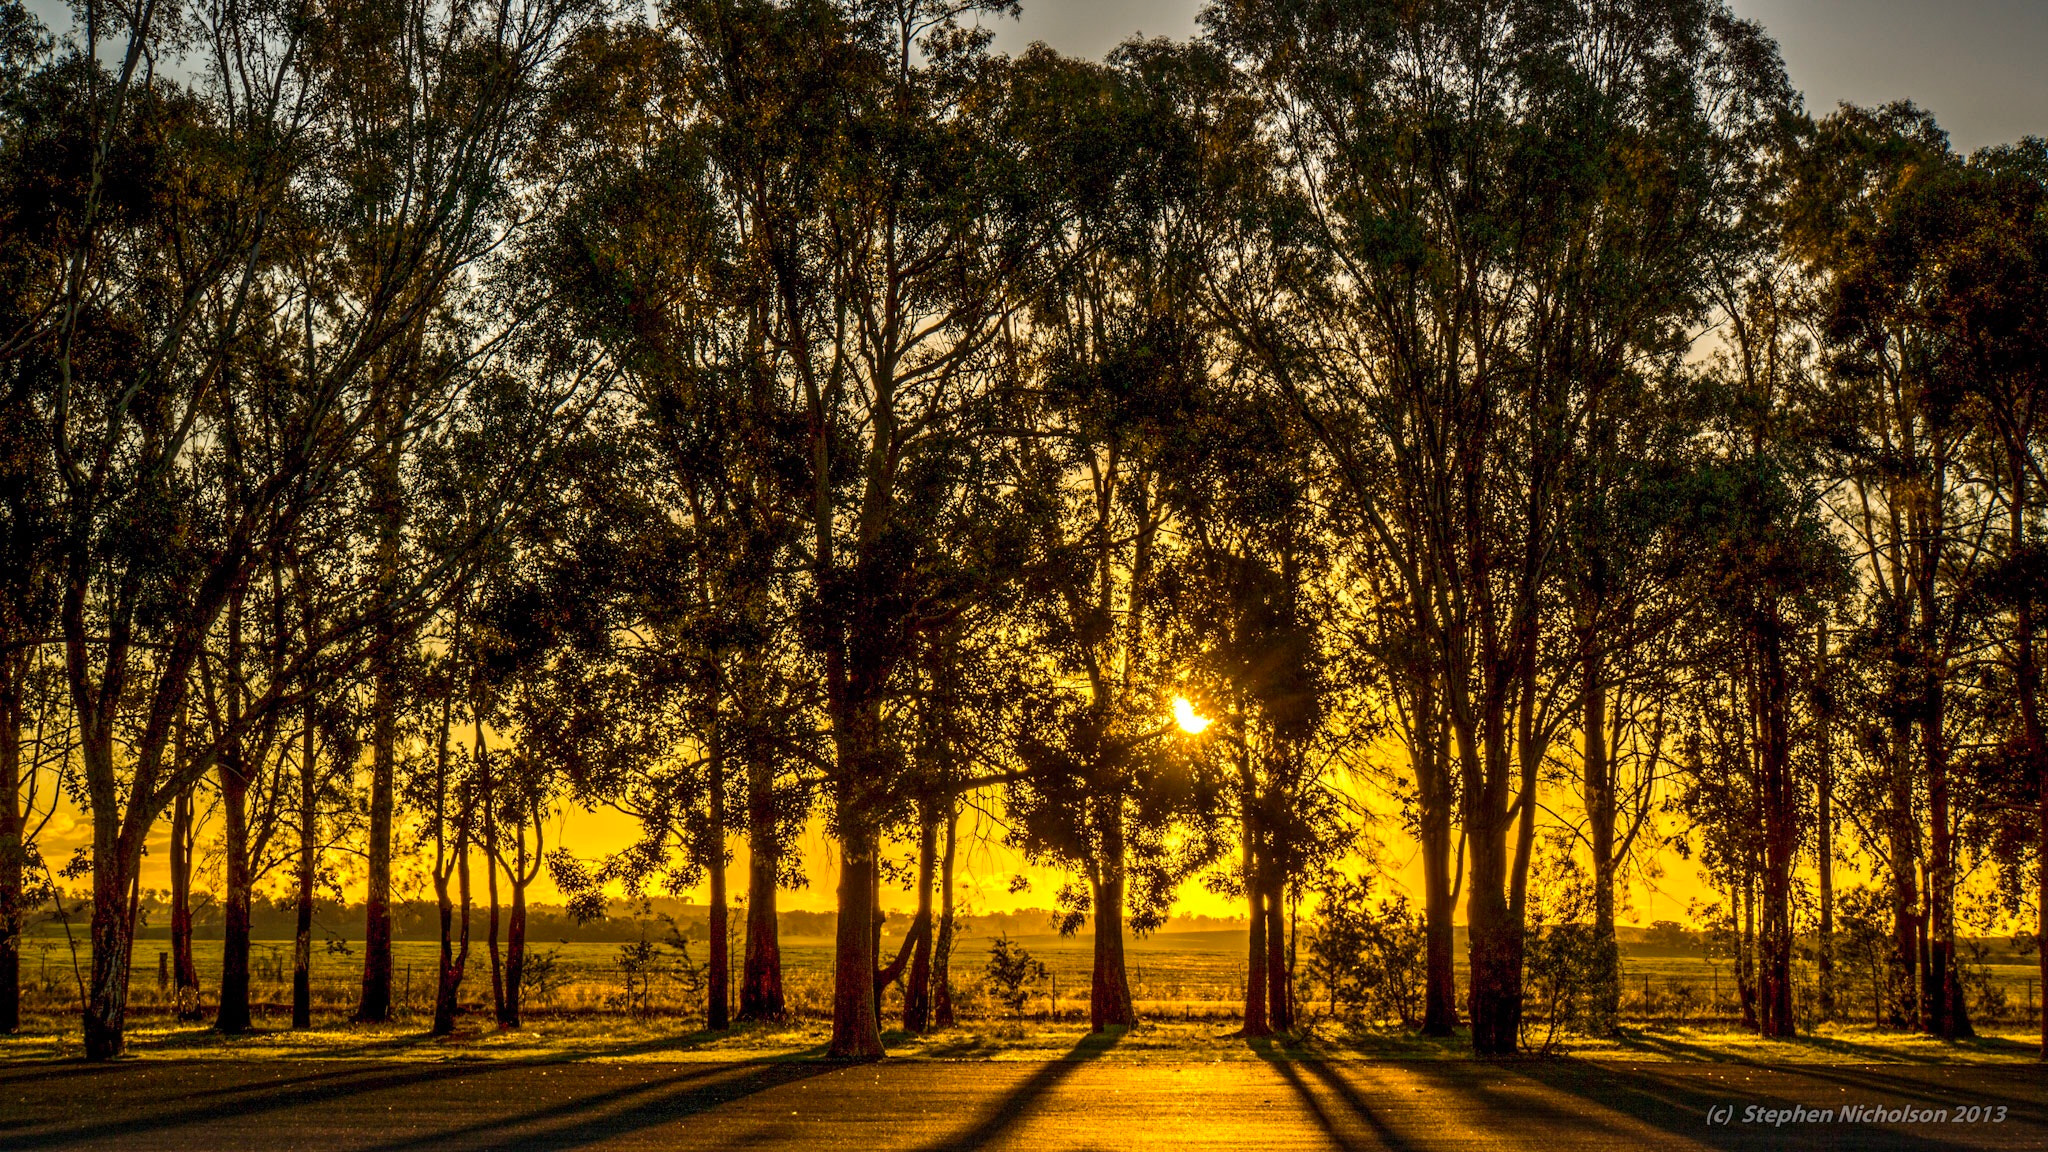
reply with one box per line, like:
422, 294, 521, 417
170, 779, 200, 1022
1738, 873, 1758, 1031
933, 797, 958, 1029
357, 636, 397, 1024
1583, 645, 1621, 1031
82, 814, 139, 1060
215, 757, 254, 1034
1089, 797, 1136, 1032
1265, 875, 1291, 1033
431, 831, 471, 1037
1756, 609, 1796, 1038
827, 797, 883, 1059
356, 421, 403, 1026
1887, 713, 1920, 1030
1241, 811, 1269, 1037
504, 864, 528, 1029
903, 799, 938, 1033
0, 668, 22, 1035
739, 735, 783, 1022
1923, 651, 1968, 1038
485, 797, 504, 1027
1466, 823, 1520, 1054
707, 722, 729, 1031
1416, 682, 1457, 1036
1816, 620, 1836, 1023
293, 688, 317, 1030
2006, 452, 2046, 1060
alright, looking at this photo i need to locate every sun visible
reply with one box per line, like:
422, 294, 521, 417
1172, 696, 1212, 735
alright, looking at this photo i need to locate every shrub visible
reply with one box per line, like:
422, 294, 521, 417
1306, 875, 1424, 1028
983, 935, 1049, 1018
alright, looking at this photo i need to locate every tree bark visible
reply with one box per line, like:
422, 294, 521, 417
1583, 644, 1621, 1030
707, 720, 729, 1031
431, 827, 471, 1037
357, 636, 397, 1024
169, 778, 200, 1022
1816, 620, 1836, 1023
1264, 875, 1291, 1032
1089, 798, 1136, 1032
739, 736, 783, 1022
293, 685, 317, 1030
485, 776, 504, 1028
0, 667, 22, 1035
215, 753, 253, 1034
1240, 800, 1269, 1037
1888, 710, 1921, 1030
1415, 679, 1457, 1036
933, 796, 958, 1029
356, 420, 403, 1026
1756, 608, 1795, 1038
504, 858, 528, 1029
1923, 634, 1968, 1038
827, 787, 883, 1059
1465, 817, 1520, 1054
82, 835, 139, 1060
902, 799, 938, 1032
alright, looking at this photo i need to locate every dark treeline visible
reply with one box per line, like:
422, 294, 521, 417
0, 0, 2041, 1061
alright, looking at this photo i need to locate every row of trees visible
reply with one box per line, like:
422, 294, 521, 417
0, 0, 2042, 1061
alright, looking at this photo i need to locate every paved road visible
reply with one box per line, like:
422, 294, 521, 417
3, 1050, 2044, 1151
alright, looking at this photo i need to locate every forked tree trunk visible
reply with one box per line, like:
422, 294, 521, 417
933, 797, 958, 1029
1415, 681, 1458, 1035
503, 859, 528, 1029
1241, 821, 1269, 1037
739, 736, 783, 1022
431, 830, 471, 1037
486, 806, 504, 1026
1923, 654, 1969, 1039
1465, 825, 1520, 1054
1264, 877, 1290, 1032
903, 799, 938, 1033
170, 781, 200, 1022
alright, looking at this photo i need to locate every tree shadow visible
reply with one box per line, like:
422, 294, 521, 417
1247, 1035, 1417, 1152
354, 1060, 840, 1152
0, 1061, 537, 1150
910, 1026, 1125, 1151
1482, 1060, 2038, 1152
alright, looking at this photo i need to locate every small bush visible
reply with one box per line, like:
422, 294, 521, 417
1306, 874, 1424, 1028
983, 935, 1049, 1018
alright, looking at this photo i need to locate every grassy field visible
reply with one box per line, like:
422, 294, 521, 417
11, 926, 2039, 1041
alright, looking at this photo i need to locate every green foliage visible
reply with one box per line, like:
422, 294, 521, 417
982, 935, 1050, 1018
1522, 863, 1620, 1051
1305, 875, 1424, 1028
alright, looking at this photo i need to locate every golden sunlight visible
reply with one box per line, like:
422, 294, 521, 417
1172, 696, 1212, 735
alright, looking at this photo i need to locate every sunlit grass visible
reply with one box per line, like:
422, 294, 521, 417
2, 1012, 2037, 1064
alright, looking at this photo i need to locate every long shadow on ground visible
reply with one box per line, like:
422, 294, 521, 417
909, 1026, 1124, 1152
355, 1056, 837, 1152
